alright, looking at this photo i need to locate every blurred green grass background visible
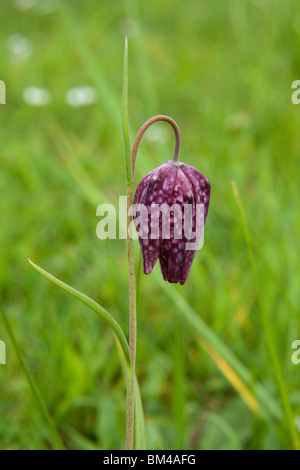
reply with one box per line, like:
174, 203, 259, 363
1, 0, 300, 450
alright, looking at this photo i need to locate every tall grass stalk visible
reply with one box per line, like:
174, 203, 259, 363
0, 305, 65, 450
26, 37, 144, 451
122, 36, 137, 450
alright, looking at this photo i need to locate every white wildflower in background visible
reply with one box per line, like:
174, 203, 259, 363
13, 0, 56, 15
13, 0, 36, 11
7, 34, 33, 63
36, 0, 57, 15
66, 86, 97, 107
251, 0, 270, 10
23, 86, 51, 106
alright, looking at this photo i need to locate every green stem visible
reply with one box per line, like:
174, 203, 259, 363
124, 113, 180, 448
122, 37, 137, 450
125, 181, 137, 450
27, 258, 135, 448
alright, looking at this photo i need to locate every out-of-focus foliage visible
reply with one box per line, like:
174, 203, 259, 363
0, 0, 300, 450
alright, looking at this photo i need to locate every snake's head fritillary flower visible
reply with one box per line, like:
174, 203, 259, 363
133, 160, 211, 285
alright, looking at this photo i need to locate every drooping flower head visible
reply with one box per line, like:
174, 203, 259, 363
131, 116, 211, 285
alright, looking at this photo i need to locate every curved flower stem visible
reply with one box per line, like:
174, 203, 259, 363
123, 42, 180, 449
124, 114, 180, 448
131, 115, 181, 178
124, 114, 181, 448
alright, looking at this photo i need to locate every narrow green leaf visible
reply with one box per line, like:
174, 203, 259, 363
159, 278, 283, 421
203, 412, 242, 450
27, 259, 131, 367
122, 36, 132, 184
134, 375, 147, 450
0, 305, 65, 450
231, 181, 299, 449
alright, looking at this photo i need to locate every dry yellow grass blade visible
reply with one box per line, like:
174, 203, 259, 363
202, 340, 260, 415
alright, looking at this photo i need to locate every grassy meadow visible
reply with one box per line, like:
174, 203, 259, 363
0, 0, 300, 450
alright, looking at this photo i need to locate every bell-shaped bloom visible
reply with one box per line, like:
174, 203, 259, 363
133, 161, 211, 285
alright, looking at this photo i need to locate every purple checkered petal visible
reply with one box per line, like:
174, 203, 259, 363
134, 162, 177, 274
180, 163, 211, 222
133, 160, 211, 285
